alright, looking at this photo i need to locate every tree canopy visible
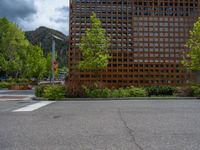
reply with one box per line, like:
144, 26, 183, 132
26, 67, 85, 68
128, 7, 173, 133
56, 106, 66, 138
79, 13, 110, 71
0, 18, 46, 80
25, 45, 46, 79
0, 18, 29, 77
183, 17, 200, 70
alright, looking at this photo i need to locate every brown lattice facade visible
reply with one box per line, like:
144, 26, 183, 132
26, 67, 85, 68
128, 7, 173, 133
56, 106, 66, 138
68, 0, 200, 87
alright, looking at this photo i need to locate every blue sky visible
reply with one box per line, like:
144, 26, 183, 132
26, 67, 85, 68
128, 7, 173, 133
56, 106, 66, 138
0, 0, 70, 35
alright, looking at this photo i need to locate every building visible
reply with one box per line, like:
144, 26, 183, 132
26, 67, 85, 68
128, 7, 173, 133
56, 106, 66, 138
68, 0, 200, 87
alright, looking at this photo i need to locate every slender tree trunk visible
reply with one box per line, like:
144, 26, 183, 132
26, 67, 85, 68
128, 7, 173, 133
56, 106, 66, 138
15, 71, 19, 78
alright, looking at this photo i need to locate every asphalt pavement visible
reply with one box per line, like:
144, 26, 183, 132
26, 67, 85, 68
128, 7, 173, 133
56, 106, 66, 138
0, 100, 200, 150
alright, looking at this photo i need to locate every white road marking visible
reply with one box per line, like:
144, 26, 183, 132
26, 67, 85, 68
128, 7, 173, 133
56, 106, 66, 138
12, 101, 55, 112
0, 95, 34, 101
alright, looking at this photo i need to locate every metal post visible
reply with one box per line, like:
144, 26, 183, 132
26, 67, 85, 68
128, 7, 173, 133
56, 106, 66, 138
50, 33, 64, 84
52, 39, 55, 83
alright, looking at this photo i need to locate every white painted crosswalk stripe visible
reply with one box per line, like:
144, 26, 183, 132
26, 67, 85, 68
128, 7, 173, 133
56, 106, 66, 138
12, 101, 55, 112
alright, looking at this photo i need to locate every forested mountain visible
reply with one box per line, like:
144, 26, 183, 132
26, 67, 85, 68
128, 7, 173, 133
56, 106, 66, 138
25, 26, 68, 67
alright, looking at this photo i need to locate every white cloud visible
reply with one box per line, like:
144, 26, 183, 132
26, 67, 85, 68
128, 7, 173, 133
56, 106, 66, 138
18, 0, 70, 35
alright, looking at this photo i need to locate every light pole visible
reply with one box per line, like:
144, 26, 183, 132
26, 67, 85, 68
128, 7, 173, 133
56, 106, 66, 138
51, 34, 64, 83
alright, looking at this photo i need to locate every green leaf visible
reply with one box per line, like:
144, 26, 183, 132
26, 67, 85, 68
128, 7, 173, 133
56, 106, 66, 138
182, 17, 200, 70
78, 13, 111, 78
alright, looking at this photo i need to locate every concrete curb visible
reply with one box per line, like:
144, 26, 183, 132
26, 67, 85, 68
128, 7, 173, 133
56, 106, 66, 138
32, 97, 199, 101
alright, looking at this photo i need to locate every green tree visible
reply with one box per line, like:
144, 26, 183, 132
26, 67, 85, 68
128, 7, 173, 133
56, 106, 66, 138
79, 13, 110, 79
183, 17, 200, 70
58, 67, 68, 80
0, 18, 29, 77
0, 18, 47, 80
24, 45, 46, 80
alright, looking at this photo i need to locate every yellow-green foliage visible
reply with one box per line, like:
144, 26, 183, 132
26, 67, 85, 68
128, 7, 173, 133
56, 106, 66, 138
79, 13, 110, 71
35, 84, 66, 100
0, 18, 46, 79
43, 84, 66, 100
192, 85, 200, 97
183, 17, 200, 70
83, 86, 147, 98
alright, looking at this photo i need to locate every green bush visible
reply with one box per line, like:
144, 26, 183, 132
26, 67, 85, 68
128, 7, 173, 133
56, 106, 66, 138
83, 86, 111, 98
145, 86, 176, 96
192, 86, 200, 97
111, 88, 129, 97
111, 87, 147, 97
35, 84, 47, 97
87, 88, 102, 98
43, 84, 66, 100
100, 88, 111, 98
110, 89, 120, 97
0, 82, 12, 89
127, 86, 147, 97
84, 86, 147, 98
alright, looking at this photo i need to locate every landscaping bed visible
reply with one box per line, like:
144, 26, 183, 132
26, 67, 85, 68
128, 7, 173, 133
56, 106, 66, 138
0, 78, 37, 90
34, 82, 200, 100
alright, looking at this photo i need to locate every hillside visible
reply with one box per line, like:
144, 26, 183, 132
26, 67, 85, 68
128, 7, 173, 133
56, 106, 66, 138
25, 26, 68, 67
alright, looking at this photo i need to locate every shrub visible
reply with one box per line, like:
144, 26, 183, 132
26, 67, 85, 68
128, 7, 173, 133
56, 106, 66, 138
65, 81, 106, 98
83, 86, 111, 98
111, 88, 130, 97
43, 84, 66, 100
84, 86, 147, 98
111, 87, 147, 97
127, 86, 147, 97
175, 86, 194, 97
110, 89, 120, 97
145, 86, 176, 96
88, 88, 101, 98
101, 88, 112, 98
192, 86, 200, 97
0, 82, 12, 89
35, 84, 47, 97
145, 86, 158, 96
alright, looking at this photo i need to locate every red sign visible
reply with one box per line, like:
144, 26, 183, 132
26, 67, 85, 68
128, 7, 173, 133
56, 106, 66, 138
53, 61, 57, 72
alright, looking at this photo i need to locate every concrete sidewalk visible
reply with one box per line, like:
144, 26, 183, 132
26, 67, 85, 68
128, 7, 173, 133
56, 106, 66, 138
0, 95, 34, 101
0, 90, 34, 101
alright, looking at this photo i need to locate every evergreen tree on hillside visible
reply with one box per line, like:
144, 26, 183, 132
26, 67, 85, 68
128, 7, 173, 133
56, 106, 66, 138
25, 27, 68, 68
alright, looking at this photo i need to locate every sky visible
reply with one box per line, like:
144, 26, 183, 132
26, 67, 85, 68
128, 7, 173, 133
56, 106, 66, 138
0, 0, 70, 35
